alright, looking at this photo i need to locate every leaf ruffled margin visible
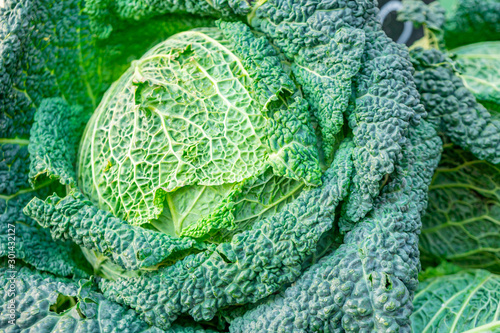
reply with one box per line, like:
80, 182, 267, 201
24, 191, 204, 272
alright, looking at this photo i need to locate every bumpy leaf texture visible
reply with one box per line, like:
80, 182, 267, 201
0, 111, 89, 277
230, 120, 442, 333
420, 145, 500, 273
0, 186, 89, 278
411, 48, 500, 164
28, 98, 89, 186
411, 270, 500, 333
98, 140, 353, 328
249, 9, 366, 161
0, 266, 216, 333
0, 0, 100, 140
260, 0, 424, 228
339, 11, 425, 227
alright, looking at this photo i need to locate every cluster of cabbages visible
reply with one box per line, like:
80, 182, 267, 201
1, 0, 499, 332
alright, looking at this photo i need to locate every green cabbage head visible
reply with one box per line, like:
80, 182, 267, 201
77, 25, 322, 240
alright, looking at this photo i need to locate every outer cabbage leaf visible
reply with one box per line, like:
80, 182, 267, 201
28, 98, 89, 186
23, 191, 202, 272
340, 17, 425, 227
0, 0, 102, 140
398, 0, 500, 50
411, 270, 500, 333
85, 0, 237, 40
0, 266, 216, 333
1, 95, 92, 278
249, 11, 367, 160
98, 140, 354, 329
252, 0, 426, 227
0, 119, 89, 277
0, 186, 90, 278
398, 0, 446, 32
411, 48, 500, 164
442, 0, 500, 49
77, 21, 321, 234
229, 120, 442, 332
420, 145, 500, 273
0, 0, 97, 277
0, 0, 110, 153
453, 42, 500, 112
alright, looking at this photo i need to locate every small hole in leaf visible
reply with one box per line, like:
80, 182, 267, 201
218, 251, 233, 264
384, 274, 393, 290
49, 293, 77, 314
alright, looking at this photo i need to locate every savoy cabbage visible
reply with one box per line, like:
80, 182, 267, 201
1, 0, 499, 332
